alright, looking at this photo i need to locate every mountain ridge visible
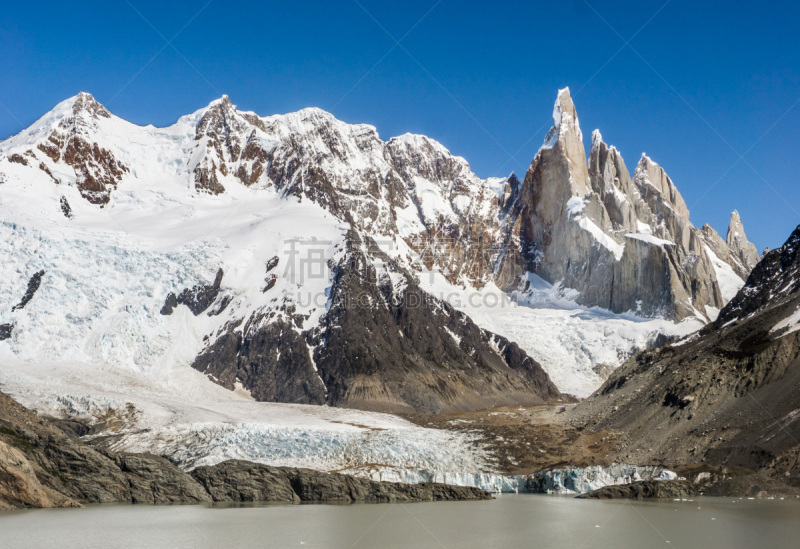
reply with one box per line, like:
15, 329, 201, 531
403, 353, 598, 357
0, 88, 760, 410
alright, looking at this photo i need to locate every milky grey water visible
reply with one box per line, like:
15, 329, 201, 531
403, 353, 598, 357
1, 495, 798, 548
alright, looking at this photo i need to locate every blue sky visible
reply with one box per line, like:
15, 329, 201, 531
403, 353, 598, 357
1, 0, 798, 249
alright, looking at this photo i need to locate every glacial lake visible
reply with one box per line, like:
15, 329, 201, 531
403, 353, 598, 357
2, 494, 799, 548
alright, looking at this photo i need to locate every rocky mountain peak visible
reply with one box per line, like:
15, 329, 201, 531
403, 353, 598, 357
699, 219, 757, 282
387, 133, 471, 186
633, 154, 690, 220
191, 95, 265, 194
541, 87, 589, 195
590, 129, 603, 151
727, 209, 760, 271
214, 94, 232, 106
0, 91, 128, 205
701, 223, 728, 258
552, 87, 579, 136
70, 92, 110, 119
503, 89, 739, 319
196, 95, 247, 136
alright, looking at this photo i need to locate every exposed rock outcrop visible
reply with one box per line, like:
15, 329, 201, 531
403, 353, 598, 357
192, 315, 327, 405
191, 460, 492, 504
701, 222, 733, 267
0, 440, 79, 510
60, 196, 73, 218
161, 268, 224, 316
11, 270, 44, 311
33, 93, 127, 205
701, 212, 760, 280
102, 452, 211, 505
727, 209, 760, 274
577, 480, 695, 500
0, 389, 154, 508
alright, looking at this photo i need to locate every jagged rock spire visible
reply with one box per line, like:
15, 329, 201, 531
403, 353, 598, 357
504, 88, 728, 320
633, 154, 690, 220
542, 87, 590, 195
727, 210, 759, 271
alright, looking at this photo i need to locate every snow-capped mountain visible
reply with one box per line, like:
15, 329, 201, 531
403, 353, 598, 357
0, 88, 757, 413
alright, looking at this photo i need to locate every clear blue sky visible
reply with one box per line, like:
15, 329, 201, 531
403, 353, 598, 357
1, 0, 798, 250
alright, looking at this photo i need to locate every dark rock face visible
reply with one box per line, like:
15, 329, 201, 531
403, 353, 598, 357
12, 270, 44, 311
192, 233, 561, 414
0, 389, 148, 506
60, 196, 73, 219
577, 480, 695, 500
45, 417, 90, 439
192, 316, 327, 405
712, 225, 800, 329
569, 225, 800, 475
312, 237, 560, 413
103, 452, 210, 504
0, 390, 490, 510
191, 460, 492, 504
0, 390, 209, 507
0, 323, 11, 341
192, 461, 300, 503
192, 96, 246, 194
161, 268, 224, 316
262, 274, 277, 292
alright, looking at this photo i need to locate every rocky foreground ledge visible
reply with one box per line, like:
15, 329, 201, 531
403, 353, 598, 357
192, 461, 492, 505
0, 390, 490, 510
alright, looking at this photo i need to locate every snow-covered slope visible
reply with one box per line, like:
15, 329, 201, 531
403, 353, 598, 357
419, 273, 702, 396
